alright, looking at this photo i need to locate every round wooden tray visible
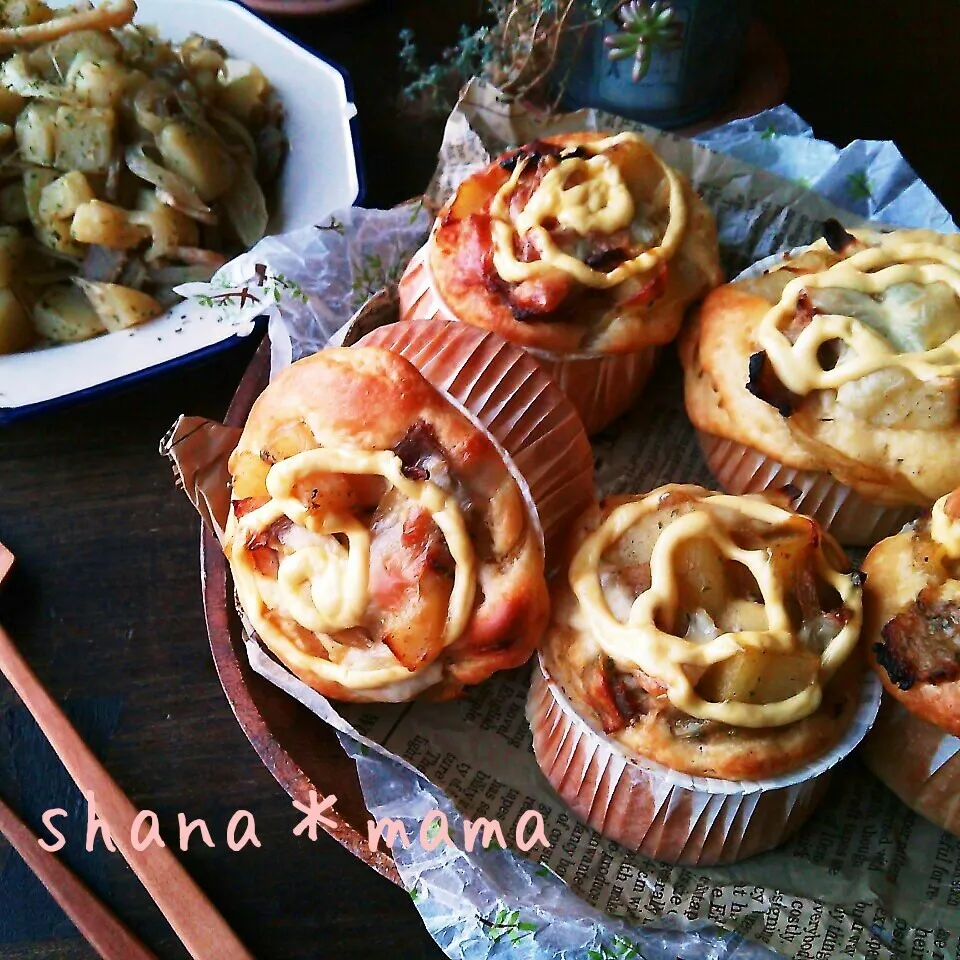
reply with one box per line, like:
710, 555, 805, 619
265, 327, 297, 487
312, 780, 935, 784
200, 336, 400, 883
197, 20, 787, 880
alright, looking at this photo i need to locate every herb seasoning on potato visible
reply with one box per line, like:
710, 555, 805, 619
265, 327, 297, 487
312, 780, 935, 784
0, 0, 284, 353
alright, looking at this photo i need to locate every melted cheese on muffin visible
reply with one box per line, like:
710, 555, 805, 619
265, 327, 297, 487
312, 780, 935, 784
759, 240, 960, 395
230, 447, 478, 690
568, 487, 861, 728
490, 132, 688, 289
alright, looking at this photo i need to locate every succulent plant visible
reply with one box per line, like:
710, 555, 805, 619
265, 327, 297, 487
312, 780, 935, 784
605, 1, 684, 83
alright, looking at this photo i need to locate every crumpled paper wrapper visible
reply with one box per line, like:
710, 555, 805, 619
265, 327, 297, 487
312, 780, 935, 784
170, 81, 960, 960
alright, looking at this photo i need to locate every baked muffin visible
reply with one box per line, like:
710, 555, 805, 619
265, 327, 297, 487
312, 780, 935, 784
681, 223, 960, 546
355, 316, 596, 569
860, 489, 960, 836
224, 346, 551, 702
528, 484, 876, 864
401, 131, 722, 433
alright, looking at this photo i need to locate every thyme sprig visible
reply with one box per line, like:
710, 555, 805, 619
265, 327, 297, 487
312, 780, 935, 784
399, 0, 623, 115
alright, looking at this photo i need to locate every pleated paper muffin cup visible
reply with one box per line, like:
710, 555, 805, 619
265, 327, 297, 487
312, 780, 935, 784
356, 317, 596, 570
398, 242, 657, 435
861, 696, 960, 838
697, 431, 919, 548
527, 656, 882, 866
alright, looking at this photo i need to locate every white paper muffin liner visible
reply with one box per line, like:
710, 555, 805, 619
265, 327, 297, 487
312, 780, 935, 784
861, 695, 960, 838
527, 655, 882, 866
398, 242, 658, 434
698, 432, 919, 547
356, 316, 596, 570
526, 344, 659, 436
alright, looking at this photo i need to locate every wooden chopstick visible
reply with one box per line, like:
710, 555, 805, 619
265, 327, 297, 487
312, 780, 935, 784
0, 795, 159, 960
0, 543, 254, 960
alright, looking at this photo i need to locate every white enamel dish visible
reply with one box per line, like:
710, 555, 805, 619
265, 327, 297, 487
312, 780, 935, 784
0, 0, 361, 422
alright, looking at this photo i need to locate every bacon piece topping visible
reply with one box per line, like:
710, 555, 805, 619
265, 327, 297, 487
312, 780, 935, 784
746, 351, 801, 417
508, 271, 574, 319
875, 586, 960, 690
822, 218, 858, 254
392, 420, 446, 482
583, 656, 649, 733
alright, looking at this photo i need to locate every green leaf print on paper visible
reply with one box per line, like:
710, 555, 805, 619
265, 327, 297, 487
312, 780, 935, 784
407, 198, 425, 225
193, 268, 306, 320
351, 250, 418, 308
481, 907, 539, 945
587, 934, 646, 959
847, 169, 873, 201
408, 880, 428, 903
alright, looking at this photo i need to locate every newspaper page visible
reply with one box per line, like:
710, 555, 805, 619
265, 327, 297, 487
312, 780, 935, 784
169, 84, 960, 960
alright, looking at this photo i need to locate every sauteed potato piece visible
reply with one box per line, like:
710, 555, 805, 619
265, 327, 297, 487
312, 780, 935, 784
0, 0, 285, 353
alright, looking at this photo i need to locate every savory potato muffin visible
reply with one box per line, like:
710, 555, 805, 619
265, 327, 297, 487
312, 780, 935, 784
223, 346, 550, 702
540, 484, 865, 779
861, 489, 960, 835
528, 484, 873, 864
681, 223, 960, 545
401, 130, 721, 432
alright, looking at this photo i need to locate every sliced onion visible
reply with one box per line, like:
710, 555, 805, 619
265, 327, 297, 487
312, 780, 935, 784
1, 53, 83, 105
132, 84, 170, 136
599, 569, 636, 623
148, 263, 217, 285
221, 162, 267, 248
800, 612, 845, 654
112, 25, 144, 61
105, 150, 122, 202
125, 143, 217, 225
671, 716, 711, 739
175, 91, 221, 137
208, 107, 257, 160
81, 244, 128, 282
683, 608, 720, 644
117, 257, 148, 290
167, 246, 228, 268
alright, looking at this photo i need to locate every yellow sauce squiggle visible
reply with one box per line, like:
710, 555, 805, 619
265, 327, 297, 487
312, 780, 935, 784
489, 132, 688, 289
569, 491, 862, 728
230, 447, 477, 690
758, 241, 960, 394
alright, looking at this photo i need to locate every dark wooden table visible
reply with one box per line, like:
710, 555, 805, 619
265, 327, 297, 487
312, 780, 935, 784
0, 1, 958, 958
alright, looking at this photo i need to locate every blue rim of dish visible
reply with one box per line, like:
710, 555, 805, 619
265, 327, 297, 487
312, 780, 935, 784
0, 4, 364, 426
0, 322, 267, 425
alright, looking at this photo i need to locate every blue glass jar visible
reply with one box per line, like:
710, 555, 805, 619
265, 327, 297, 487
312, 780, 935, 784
562, 0, 753, 129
